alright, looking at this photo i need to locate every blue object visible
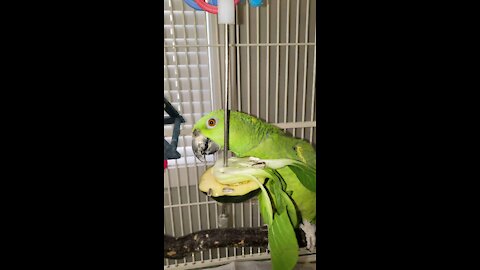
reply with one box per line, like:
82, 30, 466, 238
249, 0, 263, 7
164, 97, 186, 160
184, 0, 218, 11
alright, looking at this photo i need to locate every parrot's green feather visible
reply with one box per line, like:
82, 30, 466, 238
194, 110, 316, 270
262, 173, 299, 270
258, 188, 273, 226
287, 163, 316, 192
266, 173, 286, 215
268, 206, 299, 270
194, 110, 316, 168
195, 109, 316, 224
276, 166, 316, 224
281, 191, 299, 228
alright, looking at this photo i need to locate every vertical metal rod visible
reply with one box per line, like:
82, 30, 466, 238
246, 4, 251, 114
233, 204, 237, 257
266, 3, 270, 122
180, 137, 193, 233
164, 222, 169, 266
249, 192, 253, 256
163, 43, 177, 266
163, 48, 176, 240
255, 3, 261, 243
204, 12, 216, 247
174, 163, 187, 265
310, 29, 317, 144
283, 0, 291, 126
205, 197, 211, 230
220, 15, 232, 264
256, 201, 261, 254
166, 172, 178, 265
205, 11, 214, 241
292, 0, 300, 137
214, 15, 223, 110
178, 3, 195, 238
191, 1, 207, 118
164, 50, 174, 109
275, 1, 280, 123
166, 3, 186, 247
191, 11, 207, 260
256, 8, 260, 117
235, 7, 242, 112
206, 12, 217, 111
164, 38, 174, 101
215, 203, 220, 260
223, 24, 229, 167
173, 161, 185, 237
207, 202, 212, 261
240, 202, 244, 256
301, 0, 311, 139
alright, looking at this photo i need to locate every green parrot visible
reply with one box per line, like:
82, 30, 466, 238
192, 110, 316, 270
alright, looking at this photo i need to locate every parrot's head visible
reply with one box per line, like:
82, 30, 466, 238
192, 110, 275, 161
192, 110, 226, 161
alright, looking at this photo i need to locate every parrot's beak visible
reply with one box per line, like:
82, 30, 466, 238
192, 129, 220, 162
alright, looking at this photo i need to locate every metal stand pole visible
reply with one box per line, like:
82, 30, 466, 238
223, 24, 230, 168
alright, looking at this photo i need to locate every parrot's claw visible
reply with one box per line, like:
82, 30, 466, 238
300, 219, 316, 252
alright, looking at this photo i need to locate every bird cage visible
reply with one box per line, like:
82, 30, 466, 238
164, 0, 316, 269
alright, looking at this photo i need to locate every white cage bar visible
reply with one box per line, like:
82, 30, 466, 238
164, 0, 316, 269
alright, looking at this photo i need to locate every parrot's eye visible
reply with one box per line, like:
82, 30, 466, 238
207, 118, 217, 129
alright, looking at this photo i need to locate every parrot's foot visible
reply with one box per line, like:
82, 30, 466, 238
300, 219, 316, 251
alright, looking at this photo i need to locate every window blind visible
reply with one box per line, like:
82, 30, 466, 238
164, 0, 215, 167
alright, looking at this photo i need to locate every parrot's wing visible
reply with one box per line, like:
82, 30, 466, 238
261, 168, 300, 270
287, 163, 316, 192
268, 208, 299, 270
